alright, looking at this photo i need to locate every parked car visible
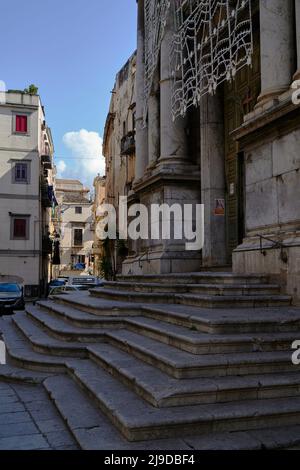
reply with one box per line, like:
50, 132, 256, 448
49, 279, 66, 288
68, 276, 104, 288
49, 285, 91, 296
74, 263, 86, 271
0, 283, 25, 315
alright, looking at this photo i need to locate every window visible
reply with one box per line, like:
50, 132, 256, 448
14, 162, 29, 183
15, 115, 28, 134
11, 216, 30, 240
75, 207, 82, 214
74, 229, 83, 246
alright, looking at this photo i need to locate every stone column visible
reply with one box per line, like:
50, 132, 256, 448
200, 93, 227, 267
257, 0, 294, 105
148, 68, 160, 167
135, 0, 148, 181
294, 0, 300, 79
160, 10, 188, 163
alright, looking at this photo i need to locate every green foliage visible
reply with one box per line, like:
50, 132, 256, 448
24, 84, 39, 95
98, 256, 113, 281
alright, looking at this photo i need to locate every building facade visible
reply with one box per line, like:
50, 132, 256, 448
92, 174, 106, 276
119, 0, 300, 303
102, 52, 136, 274
55, 179, 94, 273
0, 90, 56, 297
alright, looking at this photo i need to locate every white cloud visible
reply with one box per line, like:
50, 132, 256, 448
56, 160, 67, 177
60, 129, 105, 188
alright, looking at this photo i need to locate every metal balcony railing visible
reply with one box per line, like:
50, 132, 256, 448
121, 131, 136, 156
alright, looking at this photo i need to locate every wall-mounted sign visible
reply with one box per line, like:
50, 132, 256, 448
214, 199, 225, 216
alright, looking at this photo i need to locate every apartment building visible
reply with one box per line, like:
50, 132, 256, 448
102, 52, 136, 274
92, 174, 106, 276
0, 90, 56, 297
55, 179, 94, 273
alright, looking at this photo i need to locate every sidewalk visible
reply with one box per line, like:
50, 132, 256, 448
0, 381, 78, 450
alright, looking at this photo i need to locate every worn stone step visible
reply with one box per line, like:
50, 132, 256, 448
67, 359, 300, 441
44, 294, 300, 334
37, 300, 126, 329
117, 273, 270, 285
9, 310, 300, 409
12, 314, 89, 358
0, 365, 51, 384
105, 281, 280, 296
30, 304, 297, 355
10, 310, 298, 381
105, 330, 297, 379
43, 375, 191, 450
45, 375, 300, 450
0, 318, 69, 373
90, 287, 292, 309
53, 293, 142, 317
143, 305, 300, 334
27, 305, 117, 342
88, 342, 300, 407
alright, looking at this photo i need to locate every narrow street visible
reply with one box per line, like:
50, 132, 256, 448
0, 0, 300, 457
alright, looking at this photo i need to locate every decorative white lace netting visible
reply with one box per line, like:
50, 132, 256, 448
143, 0, 253, 122
144, 0, 171, 121
171, 0, 253, 119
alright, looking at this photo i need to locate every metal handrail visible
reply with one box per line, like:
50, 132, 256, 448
257, 234, 288, 263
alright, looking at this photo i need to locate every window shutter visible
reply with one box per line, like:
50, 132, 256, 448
16, 115, 28, 133
14, 219, 27, 238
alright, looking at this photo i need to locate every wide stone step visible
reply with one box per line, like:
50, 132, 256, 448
117, 272, 270, 285
105, 281, 280, 296
27, 305, 119, 342
45, 375, 300, 449
37, 300, 126, 329
67, 359, 300, 441
31, 303, 297, 355
9, 310, 299, 408
53, 293, 142, 317
8, 311, 298, 381
144, 305, 300, 334
1, 318, 69, 372
90, 287, 291, 308
43, 375, 191, 450
44, 295, 300, 334
105, 330, 297, 379
13, 314, 89, 358
88, 342, 300, 407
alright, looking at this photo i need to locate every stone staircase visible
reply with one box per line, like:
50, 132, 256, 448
90, 273, 292, 308
0, 272, 300, 449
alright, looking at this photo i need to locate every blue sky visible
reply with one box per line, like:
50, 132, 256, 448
1, 0, 137, 189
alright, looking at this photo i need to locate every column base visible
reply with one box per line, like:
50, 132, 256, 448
255, 86, 289, 108
122, 249, 202, 275
233, 230, 300, 306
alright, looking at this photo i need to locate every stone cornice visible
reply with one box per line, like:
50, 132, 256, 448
232, 94, 300, 149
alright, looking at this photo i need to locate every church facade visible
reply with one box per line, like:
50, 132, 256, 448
120, 0, 300, 304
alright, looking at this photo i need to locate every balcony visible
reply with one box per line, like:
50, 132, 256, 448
41, 154, 52, 170
121, 131, 135, 156
42, 236, 53, 255
41, 180, 54, 208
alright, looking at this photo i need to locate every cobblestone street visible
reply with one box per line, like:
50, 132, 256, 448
0, 381, 78, 450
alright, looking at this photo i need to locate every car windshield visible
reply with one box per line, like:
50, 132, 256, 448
0, 283, 20, 293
